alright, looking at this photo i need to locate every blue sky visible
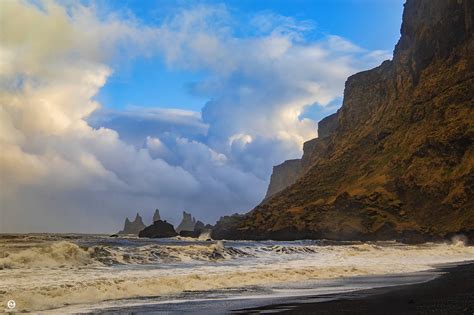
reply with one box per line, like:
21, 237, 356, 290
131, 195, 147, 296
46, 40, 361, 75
97, 0, 404, 112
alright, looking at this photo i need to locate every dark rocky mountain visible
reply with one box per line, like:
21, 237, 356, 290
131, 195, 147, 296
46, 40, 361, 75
118, 213, 146, 235
138, 220, 178, 238
212, 0, 474, 243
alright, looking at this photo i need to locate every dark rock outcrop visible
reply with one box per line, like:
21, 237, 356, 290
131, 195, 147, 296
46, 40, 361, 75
194, 220, 206, 233
118, 213, 146, 235
138, 220, 178, 238
177, 220, 213, 238
211, 213, 246, 240
176, 211, 196, 233
179, 230, 201, 238
212, 0, 474, 242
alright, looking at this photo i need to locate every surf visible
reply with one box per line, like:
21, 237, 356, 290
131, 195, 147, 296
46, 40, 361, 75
1, 234, 473, 312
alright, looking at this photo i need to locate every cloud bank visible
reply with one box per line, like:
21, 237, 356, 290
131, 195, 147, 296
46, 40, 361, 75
0, 1, 390, 232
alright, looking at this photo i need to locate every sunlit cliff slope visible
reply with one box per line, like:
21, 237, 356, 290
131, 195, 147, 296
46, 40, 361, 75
212, 0, 474, 242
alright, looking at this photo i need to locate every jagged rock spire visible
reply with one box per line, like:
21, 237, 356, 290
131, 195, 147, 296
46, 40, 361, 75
153, 209, 161, 222
176, 211, 196, 233
118, 212, 146, 235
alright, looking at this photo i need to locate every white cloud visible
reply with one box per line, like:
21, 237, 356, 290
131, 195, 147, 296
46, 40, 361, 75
88, 107, 208, 147
0, 1, 390, 233
0, 1, 198, 232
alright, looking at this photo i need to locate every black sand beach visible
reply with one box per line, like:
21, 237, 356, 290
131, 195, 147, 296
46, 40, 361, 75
243, 262, 474, 314
93, 262, 474, 314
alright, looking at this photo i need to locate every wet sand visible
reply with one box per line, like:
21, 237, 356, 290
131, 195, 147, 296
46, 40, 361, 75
242, 262, 474, 314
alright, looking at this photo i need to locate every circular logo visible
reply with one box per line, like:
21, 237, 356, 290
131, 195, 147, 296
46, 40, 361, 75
7, 300, 16, 309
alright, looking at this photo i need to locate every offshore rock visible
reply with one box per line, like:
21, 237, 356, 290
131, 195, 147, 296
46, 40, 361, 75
118, 213, 146, 235
176, 211, 196, 233
179, 230, 201, 238
138, 220, 178, 238
153, 209, 161, 223
178, 220, 213, 238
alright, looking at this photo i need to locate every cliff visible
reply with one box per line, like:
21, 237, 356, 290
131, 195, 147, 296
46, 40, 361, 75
317, 113, 338, 138
263, 114, 337, 199
264, 159, 302, 199
212, 0, 474, 242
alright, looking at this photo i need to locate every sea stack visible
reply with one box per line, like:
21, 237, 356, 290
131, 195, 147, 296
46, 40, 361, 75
153, 209, 161, 222
176, 211, 196, 233
138, 220, 178, 238
118, 213, 146, 235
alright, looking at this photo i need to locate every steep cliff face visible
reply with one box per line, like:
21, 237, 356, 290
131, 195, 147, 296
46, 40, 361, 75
212, 0, 474, 242
263, 114, 337, 199
264, 159, 302, 199
317, 113, 338, 138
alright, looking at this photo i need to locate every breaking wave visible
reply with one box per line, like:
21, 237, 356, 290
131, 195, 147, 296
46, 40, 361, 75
0, 240, 253, 269
0, 241, 94, 268
0, 240, 337, 269
1, 239, 472, 270
1, 235, 473, 312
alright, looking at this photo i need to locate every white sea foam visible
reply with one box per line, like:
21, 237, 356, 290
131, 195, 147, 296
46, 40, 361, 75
0, 241, 95, 268
0, 235, 473, 312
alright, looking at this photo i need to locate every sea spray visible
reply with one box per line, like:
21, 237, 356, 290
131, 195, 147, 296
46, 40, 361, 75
0, 241, 94, 269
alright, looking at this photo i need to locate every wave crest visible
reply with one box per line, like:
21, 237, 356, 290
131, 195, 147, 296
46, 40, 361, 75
0, 241, 94, 268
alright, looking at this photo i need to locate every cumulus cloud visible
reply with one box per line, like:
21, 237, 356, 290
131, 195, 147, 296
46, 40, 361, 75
0, 1, 198, 232
0, 1, 390, 233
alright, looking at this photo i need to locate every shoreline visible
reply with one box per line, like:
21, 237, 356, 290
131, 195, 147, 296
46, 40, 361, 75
241, 261, 474, 314
66, 262, 474, 314
4, 235, 473, 314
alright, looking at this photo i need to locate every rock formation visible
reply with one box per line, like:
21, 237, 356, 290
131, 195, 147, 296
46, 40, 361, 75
264, 159, 302, 199
153, 209, 161, 223
212, 0, 474, 243
138, 220, 178, 238
194, 220, 206, 233
178, 230, 201, 238
264, 114, 340, 199
317, 113, 338, 139
176, 211, 196, 233
177, 219, 213, 238
118, 213, 146, 235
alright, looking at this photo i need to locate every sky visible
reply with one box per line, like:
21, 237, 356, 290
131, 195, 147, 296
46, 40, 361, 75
0, 0, 404, 233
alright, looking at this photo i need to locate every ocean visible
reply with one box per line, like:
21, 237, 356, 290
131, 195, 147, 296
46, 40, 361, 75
1, 234, 473, 313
